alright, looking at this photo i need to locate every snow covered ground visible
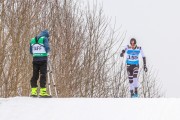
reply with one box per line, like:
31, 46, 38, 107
0, 97, 180, 120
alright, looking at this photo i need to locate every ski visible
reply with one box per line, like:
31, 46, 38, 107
30, 95, 53, 98
30, 96, 53, 98
30, 95, 38, 98
39, 96, 52, 98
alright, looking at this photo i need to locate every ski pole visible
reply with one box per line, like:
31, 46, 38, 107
48, 60, 58, 97
47, 62, 52, 96
51, 70, 58, 97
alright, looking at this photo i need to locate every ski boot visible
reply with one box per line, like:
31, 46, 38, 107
131, 93, 135, 98
30, 87, 38, 97
133, 89, 139, 98
132, 93, 139, 98
39, 88, 51, 98
130, 90, 134, 98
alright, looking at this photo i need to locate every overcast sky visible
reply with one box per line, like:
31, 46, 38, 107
85, 0, 180, 97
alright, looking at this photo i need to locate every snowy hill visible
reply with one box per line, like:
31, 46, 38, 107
0, 97, 180, 120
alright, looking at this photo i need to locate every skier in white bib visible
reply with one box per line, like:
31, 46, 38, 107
120, 38, 148, 98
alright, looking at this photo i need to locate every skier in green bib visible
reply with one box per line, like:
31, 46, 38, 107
30, 30, 50, 97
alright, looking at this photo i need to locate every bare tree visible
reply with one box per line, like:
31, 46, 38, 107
139, 66, 164, 98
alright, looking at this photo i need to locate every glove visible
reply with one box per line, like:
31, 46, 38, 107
120, 50, 125, 57
120, 53, 124, 57
144, 65, 148, 72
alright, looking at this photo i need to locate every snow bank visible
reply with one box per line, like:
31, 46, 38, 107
0, 97, 180, 120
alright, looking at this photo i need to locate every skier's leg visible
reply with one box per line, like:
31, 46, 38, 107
30, 61, 40, 96
129, 79, 134, 97
30, 61, 40, 88
133, 78, 138, 94
127, 65, 134, 97
39, 61, 50, 97
39, 61, 47, 88
133, 65, 139, 96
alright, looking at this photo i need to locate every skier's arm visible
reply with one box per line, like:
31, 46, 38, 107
30, 43, 33, 55
120, 47, 127, 57
44, 37, 50, 53
140, 47, 148, 72
143, 57, 146, 66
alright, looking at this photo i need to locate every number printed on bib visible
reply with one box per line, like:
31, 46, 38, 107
32, 44, 46, 54
128, 55, 138, 60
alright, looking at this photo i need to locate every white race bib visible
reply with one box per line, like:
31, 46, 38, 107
32, 44, 46, 54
